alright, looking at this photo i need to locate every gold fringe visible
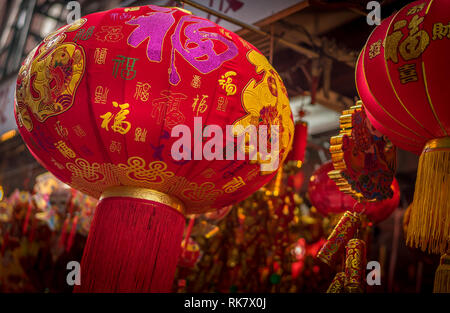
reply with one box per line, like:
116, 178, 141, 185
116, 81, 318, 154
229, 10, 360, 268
433, 253, 450, 293
406, 137, 450, 254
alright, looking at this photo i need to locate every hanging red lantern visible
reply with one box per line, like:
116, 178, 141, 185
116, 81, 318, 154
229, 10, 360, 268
308, 161, 400, 224
179, 237, 202, 268
286, 121, 308, 167
356, 0, 449, 254
15, 5, 294, 292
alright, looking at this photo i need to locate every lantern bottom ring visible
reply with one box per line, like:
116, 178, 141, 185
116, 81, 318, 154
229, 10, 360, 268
99, 186, 185, 215
423, 137, 450, 153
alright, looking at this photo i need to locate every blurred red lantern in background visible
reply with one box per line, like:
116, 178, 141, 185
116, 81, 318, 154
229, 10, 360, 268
286, 121, 308, 167
308, 161, 400, 224
15, 5, 294, 291
356, 0, 449, 254
179, 237, 202, 268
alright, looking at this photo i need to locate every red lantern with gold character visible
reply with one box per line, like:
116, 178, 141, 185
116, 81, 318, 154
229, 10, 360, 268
356, 0, 449, 254
15, 5, 294, 292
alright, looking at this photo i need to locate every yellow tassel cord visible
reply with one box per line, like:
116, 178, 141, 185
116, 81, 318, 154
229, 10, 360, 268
433, 253, 450, 293
406, 137, 450, 254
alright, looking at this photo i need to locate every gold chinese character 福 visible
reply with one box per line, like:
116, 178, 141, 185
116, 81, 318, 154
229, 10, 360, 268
134, 82, 151, 101
192, 94, 208, 116
398, 15, 430, 61
100, 101, 132, 135
94, 48, 108, 64
218, 71, 237, 96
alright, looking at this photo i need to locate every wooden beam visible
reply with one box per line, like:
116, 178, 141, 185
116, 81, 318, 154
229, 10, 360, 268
313, 89, 354, 112
236, 1, 310, 36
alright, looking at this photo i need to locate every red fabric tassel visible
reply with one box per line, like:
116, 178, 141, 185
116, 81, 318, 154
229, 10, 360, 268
74, 196, 185, 292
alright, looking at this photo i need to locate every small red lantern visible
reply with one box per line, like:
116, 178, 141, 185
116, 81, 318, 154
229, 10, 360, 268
286, 121, 308, 167
356, 0, 449, 253
179, 237, 202, 268
15, 5, 294, 292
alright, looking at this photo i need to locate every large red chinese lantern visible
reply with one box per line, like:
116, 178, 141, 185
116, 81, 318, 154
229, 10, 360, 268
356, 0, 449, 254
308, 161, 400, 224
15, 5, 294, 292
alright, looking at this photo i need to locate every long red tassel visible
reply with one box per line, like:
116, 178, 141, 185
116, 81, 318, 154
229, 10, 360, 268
74, 196, 185, 292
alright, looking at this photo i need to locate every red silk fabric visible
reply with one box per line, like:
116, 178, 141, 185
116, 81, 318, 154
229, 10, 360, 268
356, 0, 449, 154
15, 5, 294, 214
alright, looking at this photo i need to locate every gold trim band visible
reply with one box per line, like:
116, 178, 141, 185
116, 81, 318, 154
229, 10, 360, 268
100, 186, 185, 215
423, 137, 450, 153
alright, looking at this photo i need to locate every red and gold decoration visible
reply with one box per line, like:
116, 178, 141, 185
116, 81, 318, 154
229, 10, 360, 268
344, 238, 366, 293
309, 161, 400, 224
173, 162, 330, 293
316, 211, 360, 266
329, 104, 396, 202
314, 102, 398, 292
179, 237, 202, 269
356, 0, 449, 254
326, 272, 345, 293
14, 5, 294, 292
286, 121, 308, 169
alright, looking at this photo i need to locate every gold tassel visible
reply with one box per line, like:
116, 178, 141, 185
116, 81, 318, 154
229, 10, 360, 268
406, 137, 450, 254
433, 252, 450, 293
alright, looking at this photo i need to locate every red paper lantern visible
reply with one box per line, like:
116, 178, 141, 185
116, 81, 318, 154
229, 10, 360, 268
356, 0, 449, 253
286, 121, 308, 167
15, 5, 294, 291
179, 237, 202, 268
308, 161, 400, 224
